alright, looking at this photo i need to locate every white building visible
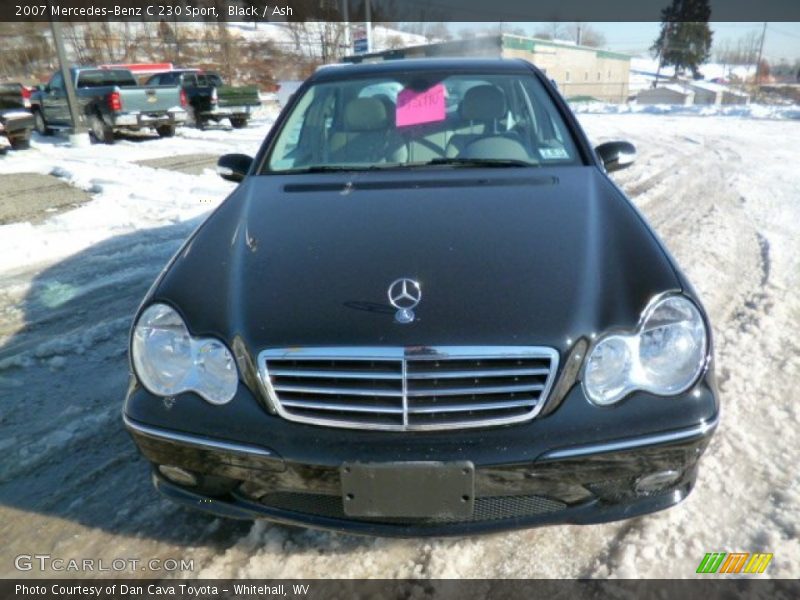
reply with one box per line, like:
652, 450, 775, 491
636, 84, 695, 105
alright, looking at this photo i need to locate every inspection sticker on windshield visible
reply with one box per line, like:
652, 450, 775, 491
396, 84, 446, 127
540, 147, 570, 160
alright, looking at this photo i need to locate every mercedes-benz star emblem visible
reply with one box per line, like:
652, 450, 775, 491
388, 278, 422, 324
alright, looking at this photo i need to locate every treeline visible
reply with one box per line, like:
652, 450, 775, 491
0, 21, 327, 86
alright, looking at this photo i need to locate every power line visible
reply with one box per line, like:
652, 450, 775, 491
767, 25, 800, 40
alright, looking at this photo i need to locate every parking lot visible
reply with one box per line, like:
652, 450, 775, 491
0, 110, 798, 578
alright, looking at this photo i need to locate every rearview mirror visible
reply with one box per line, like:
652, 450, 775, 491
595, 141, 636, 173
217, 154, 253, 183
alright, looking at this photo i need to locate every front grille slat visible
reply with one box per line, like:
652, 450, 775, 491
270, 368, 403, 380
407, 399, 539, 414
280, 400, 405, 414
272, 384, 403, 397
261, 347, 558, 431
405, 367, 550, 379
405, 383, 544, 397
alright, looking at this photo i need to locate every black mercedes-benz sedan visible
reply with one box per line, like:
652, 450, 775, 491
123, 58, 718, 536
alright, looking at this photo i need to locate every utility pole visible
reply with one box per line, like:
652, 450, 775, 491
755, 22, 767, 87
365, 0, 372, 53
576, 24, 582, 46
50, 20, 87, 143
216, 0, 231, 81
342, 0, 351, 54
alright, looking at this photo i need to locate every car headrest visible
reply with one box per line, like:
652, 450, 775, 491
460, 85, 506, 121
343, 97, 388, 131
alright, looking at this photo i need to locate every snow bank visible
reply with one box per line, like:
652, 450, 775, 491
571, 101, 800, 120
0, 107, 278, 276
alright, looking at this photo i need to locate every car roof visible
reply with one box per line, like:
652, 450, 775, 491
311, 58, 535, 82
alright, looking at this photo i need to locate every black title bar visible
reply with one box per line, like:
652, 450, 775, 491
4, 579, 800, 600
3, 0, 800, 22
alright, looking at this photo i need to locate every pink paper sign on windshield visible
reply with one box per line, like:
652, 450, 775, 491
396, 83, 446, 127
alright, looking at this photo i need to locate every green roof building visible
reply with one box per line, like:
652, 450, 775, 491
344, 34, 631, 103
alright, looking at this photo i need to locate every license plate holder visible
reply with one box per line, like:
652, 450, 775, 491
341, 461, 474, 518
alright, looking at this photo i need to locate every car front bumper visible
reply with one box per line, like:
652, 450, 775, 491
202, 105, 254, 118
123, 378, 719, 537
112, 109, 187, 129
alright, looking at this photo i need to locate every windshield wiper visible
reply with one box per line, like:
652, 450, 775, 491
287, 165, 361, 174
286, 164, 412, 174
423, 157, 537, 168
281, 159, 536, 174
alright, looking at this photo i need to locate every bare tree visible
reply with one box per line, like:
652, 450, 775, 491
564, 23, 606, 47
285, 22, 349, 62
0, 22, 52, 79
423, 22, 451, 42
714, 31, 760, 66
384, 34, 406, 50
533, 22, 565, 41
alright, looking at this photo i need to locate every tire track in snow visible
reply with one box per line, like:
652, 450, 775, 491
579, 115, 800, 577
2, 114, 799, 579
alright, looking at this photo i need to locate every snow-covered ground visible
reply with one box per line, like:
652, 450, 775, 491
629, 57, 757, 94
0, 109, 798, 578
571, 100, 800, 121
0, 108, 276, 275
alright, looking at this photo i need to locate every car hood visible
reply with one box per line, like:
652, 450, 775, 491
153, 167, 681, 354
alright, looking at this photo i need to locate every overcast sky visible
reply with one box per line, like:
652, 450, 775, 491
451, 22, 800, 63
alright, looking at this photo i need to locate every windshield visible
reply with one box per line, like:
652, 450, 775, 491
264, 70, 581, 173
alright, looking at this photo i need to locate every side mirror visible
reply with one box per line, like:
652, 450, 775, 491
595, 141, 636, 173
217, 153, 253, 183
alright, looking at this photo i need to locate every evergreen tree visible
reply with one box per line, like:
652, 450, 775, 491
651, 0, 713, 78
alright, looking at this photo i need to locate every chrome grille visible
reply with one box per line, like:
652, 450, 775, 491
259, 347, 559, 431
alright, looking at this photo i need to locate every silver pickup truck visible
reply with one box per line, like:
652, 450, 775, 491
30, 68, 187, 144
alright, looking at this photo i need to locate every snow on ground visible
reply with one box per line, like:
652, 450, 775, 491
0, 108, 798, 579
0, 106, 278, 275
571, 100, 800, 120
629, 57, 757, 93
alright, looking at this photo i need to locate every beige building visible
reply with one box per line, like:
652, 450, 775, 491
344, 34, 632, 103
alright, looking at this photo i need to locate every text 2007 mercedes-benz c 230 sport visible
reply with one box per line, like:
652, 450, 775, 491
123, 59, 719, 536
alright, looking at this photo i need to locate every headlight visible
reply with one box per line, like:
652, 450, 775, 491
132, 303, 238, 405
583, 295, 708, 405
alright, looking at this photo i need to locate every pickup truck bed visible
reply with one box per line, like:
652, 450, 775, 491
145, 70, 260, 129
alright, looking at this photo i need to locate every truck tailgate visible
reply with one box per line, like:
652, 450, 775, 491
120, 85, 183, 113
0, 110, 35, 133
216, 85, 260, 108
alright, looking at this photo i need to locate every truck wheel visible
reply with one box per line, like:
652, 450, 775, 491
156, 124, 176, 138
229, 117, 248, 129
89, 115, 115, 144
11, 136, 31, 150
187, 107, 206, 129
33, 110, 53, 136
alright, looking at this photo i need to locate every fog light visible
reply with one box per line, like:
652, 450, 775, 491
634, 469, 682, 493
158, 464, 198, 487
